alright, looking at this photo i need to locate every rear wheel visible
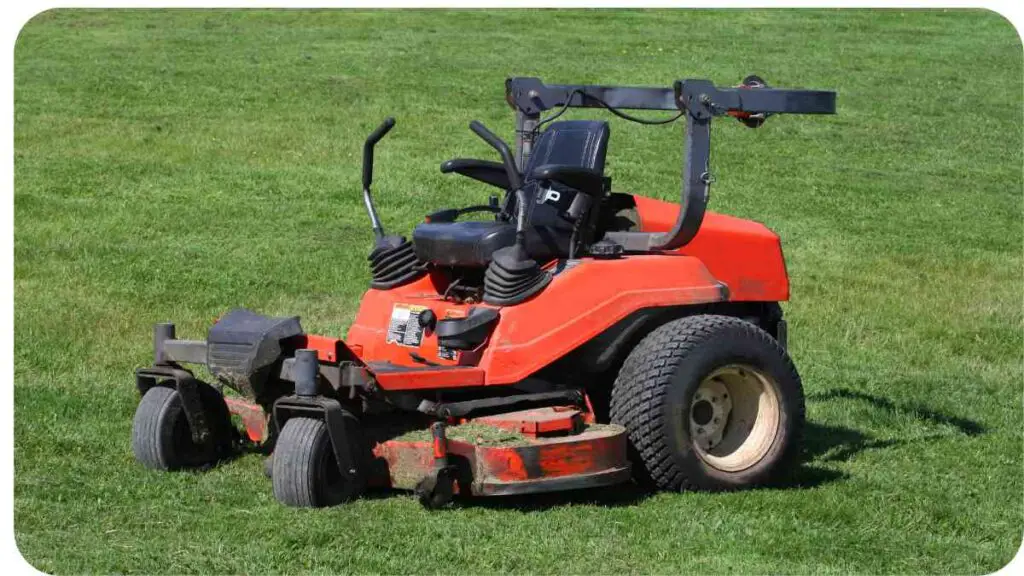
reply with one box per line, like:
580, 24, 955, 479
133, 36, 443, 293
131, 383, 233, 471
272, 416, 364, 507
610, 314, 804, 490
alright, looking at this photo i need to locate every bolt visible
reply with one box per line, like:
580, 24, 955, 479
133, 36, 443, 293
697, 427, 704, 434
713, 417, 720, 424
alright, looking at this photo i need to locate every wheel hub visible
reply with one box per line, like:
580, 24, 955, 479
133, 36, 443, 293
689, 378, 732, 450
688, 364, 782, 472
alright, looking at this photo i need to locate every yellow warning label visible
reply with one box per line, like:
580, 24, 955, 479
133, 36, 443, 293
386, 304, 427, 347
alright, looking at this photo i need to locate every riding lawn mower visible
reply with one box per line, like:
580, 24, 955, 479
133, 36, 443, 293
131, 75, 836, 507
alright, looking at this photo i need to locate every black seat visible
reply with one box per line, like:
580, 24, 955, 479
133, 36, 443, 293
413, 120, 610, 267
411, 221, 571, 268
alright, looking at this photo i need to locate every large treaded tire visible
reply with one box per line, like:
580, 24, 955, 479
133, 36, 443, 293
272, 416, 364, 508
609, 314, 804, 491
131, 383, 233, 471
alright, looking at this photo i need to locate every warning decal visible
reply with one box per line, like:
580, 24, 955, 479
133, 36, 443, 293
387, 304, 426, 347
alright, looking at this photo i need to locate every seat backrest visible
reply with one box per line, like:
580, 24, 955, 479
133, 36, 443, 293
519, 120, 610, 231
525, 120, 610, 175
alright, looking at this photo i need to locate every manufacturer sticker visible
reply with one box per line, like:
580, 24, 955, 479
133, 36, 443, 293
387, 304, 427, 347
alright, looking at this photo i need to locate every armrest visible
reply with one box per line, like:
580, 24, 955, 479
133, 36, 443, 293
440, 158, 513, 190
529, 164, 605, 196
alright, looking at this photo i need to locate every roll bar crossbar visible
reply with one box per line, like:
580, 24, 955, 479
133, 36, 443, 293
504, 77, 836, 251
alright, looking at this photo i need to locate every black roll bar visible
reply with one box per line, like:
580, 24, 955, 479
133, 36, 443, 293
504, 76, 836, 251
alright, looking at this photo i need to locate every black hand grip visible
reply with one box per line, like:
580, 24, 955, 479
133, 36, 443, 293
469, 120, 503, 151
469, 120, 522, 191
363, 117, 395, 189
367, 117, 396, 145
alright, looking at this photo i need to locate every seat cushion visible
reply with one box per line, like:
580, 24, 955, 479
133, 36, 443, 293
412, 221, 568, 267
413, 221, 514, 267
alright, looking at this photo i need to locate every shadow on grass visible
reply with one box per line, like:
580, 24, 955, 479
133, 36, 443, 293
452, 388, 988, 509
807, 388, 986, 437
200, 430, 275, 472
444, 481, 653, 511
453, 466, 845, 512
801, 388, 986, 465
803, 422, 899, 464
223, 388, 987, 509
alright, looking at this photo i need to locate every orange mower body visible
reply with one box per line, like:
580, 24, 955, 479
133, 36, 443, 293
131, 75, 834, 508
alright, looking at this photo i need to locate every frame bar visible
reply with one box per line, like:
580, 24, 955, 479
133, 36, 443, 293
505, 76, 836, 251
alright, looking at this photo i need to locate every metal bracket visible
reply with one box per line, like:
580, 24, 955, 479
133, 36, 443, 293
673, 79, 837, 118
135, 365, 210, 444
278, 358, 372, 392
506, 77, 678, 116
273, 395, 364, 485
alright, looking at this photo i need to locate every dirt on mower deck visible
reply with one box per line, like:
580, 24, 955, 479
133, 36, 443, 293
392, 423, 621, 446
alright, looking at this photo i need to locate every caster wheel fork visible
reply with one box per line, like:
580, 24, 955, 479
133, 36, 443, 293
415, 421, 458, 509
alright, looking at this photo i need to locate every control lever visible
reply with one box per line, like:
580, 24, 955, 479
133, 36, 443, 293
362, 117, 396, 239
469, 120, 522, 191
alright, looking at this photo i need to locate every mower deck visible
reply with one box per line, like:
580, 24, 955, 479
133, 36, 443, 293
229, 399, 630, 497
374, 421, 629, 495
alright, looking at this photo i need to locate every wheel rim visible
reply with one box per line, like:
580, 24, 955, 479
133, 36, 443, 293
689, 364, 781, 472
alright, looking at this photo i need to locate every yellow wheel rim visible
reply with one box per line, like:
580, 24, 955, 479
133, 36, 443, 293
689, 364, 781, 472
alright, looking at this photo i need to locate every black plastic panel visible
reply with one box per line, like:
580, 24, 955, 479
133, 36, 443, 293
206, 308, 303, 398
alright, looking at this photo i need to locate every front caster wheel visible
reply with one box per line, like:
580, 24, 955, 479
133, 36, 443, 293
272, 416, 364, 507
610, 314, 805, 491
131, 383, 233, 471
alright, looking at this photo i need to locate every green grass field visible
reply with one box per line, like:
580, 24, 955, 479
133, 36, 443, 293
13, 8, 1023, 574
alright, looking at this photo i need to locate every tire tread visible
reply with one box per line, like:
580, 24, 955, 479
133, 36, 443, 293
273, 417, 326, 507
609, 314, 804, 491
132, 386, 177, 469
